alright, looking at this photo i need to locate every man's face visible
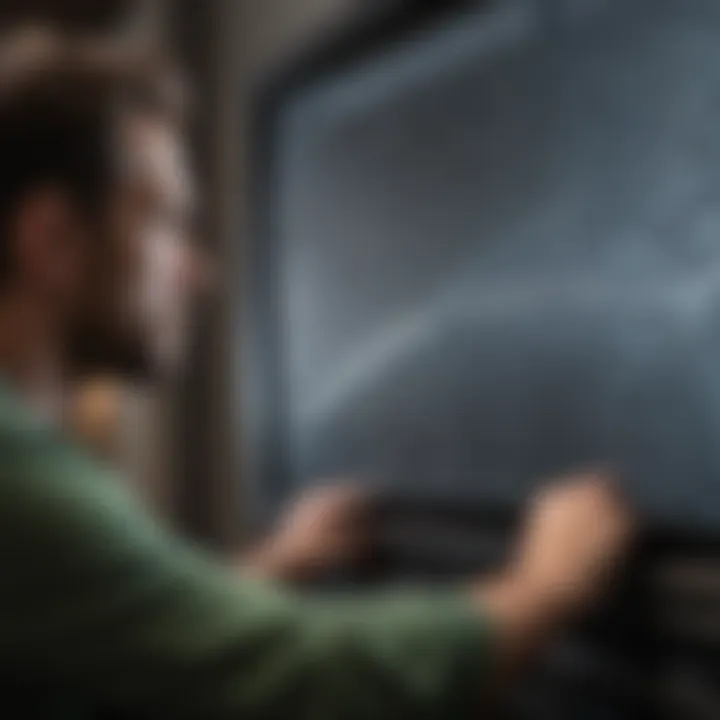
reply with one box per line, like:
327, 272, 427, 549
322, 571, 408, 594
74, 114, 208, 378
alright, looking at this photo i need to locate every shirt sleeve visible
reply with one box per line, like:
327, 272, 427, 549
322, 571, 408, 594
0, 426, 493, 719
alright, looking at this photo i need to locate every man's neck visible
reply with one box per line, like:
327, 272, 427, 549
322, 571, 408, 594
0, 294, 68, 422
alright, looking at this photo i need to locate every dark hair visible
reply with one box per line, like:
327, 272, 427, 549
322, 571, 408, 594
0, 27, 185, 280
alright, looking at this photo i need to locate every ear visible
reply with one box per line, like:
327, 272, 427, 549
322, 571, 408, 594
12, 187, 86, 294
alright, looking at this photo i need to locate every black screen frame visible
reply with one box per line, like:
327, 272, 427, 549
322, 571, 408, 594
242, 0, 720, 552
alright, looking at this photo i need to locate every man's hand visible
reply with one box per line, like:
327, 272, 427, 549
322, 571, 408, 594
243, 485, 370, 582
510, 473, 636, 621
475, 473, 636, 691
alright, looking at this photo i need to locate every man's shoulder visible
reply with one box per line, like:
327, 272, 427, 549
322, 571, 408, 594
0, 382, 115, 500
0, 383, 144, 550
0, 383, 61, 452
0, 385, 46, 451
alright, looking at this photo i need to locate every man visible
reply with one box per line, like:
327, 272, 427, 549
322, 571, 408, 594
0, 29, 634, 718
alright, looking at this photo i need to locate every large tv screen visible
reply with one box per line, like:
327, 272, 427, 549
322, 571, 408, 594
249, 0, 720, 532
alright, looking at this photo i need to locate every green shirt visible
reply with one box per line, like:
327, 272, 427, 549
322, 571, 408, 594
0, 383, 491, 719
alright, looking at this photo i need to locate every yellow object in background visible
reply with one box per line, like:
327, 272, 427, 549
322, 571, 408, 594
71, 377, 123, 460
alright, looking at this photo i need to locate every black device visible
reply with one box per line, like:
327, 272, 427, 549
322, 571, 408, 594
245, 0, 720, 716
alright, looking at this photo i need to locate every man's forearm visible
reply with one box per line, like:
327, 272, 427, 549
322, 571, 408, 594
233, 485, 367, 583
234, 540, 304, 582
472, 571, 566, 704
235, 543, 281, 577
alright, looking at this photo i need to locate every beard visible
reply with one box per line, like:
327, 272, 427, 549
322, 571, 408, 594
67, 305, 192, 383
67, 319, 158, 382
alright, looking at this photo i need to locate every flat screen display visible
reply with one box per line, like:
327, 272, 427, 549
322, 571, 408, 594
255, 0, 720, 530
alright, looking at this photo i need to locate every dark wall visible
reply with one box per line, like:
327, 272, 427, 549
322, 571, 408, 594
165, 0, 229, 543
0, 0, 138, 31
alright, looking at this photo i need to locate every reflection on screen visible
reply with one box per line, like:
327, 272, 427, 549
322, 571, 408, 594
273, 0, 720, 529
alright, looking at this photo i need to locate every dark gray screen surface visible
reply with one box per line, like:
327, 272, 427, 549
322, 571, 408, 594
272, 0, 720, 529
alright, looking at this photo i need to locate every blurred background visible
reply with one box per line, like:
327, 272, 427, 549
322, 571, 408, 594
7, 0, 720, 550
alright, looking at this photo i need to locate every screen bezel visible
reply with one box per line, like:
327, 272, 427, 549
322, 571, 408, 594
243, 0, 720, 550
